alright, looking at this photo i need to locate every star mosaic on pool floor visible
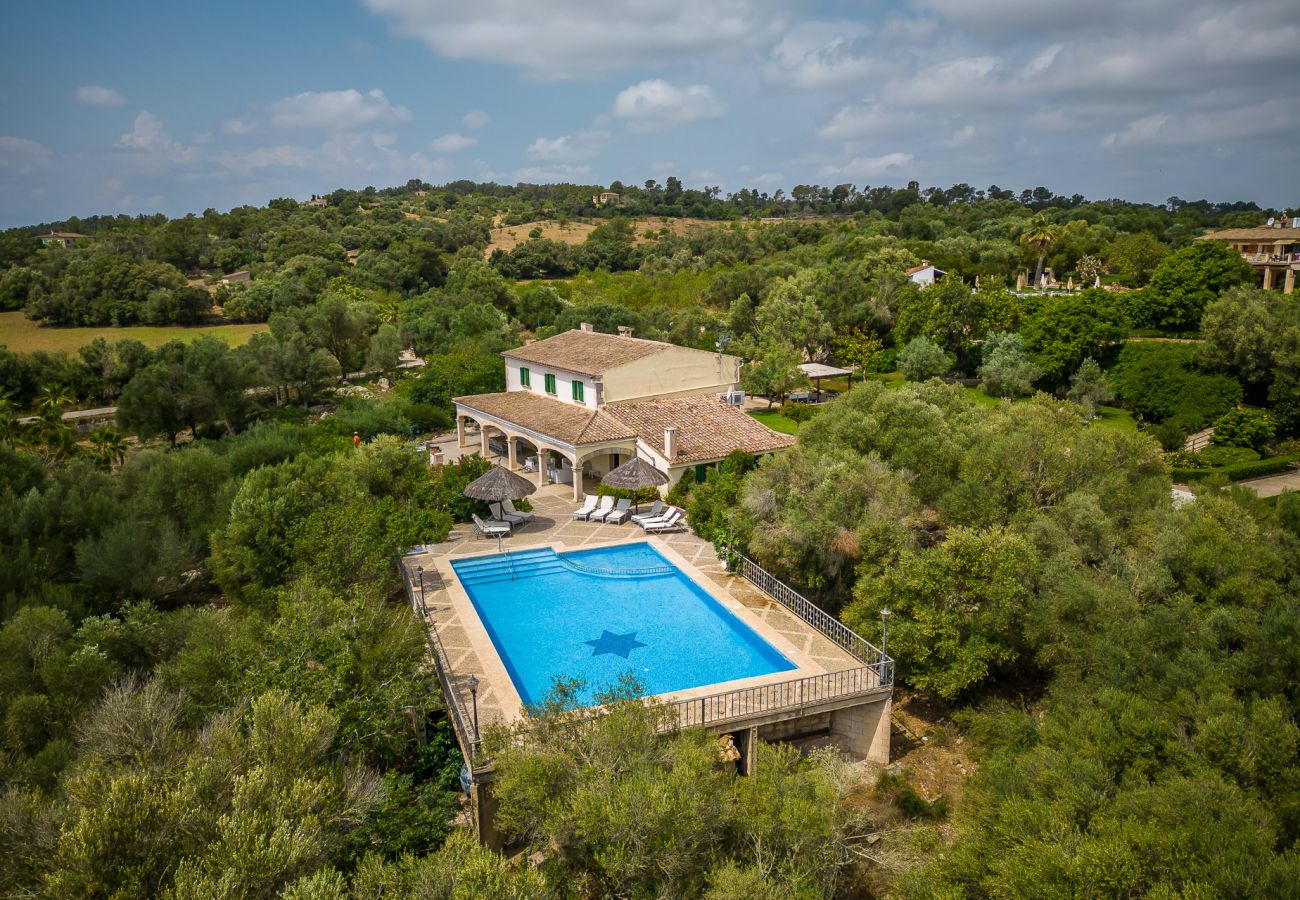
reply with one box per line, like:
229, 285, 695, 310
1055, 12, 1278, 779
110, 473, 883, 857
584, 629, 647, 658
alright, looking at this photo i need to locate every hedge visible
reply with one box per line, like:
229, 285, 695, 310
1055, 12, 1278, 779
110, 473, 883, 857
1172, 455, 1300, 483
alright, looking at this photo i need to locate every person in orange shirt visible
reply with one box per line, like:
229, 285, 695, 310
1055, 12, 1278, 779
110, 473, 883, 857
353, 432, 361, 448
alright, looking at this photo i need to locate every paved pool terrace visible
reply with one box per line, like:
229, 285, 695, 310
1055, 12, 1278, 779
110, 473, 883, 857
404, 483, 862, 731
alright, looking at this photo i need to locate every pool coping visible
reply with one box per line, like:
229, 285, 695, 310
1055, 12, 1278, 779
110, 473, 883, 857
431, 535, 840, 724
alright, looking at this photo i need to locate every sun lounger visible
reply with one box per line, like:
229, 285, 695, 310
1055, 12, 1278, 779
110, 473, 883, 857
637, 506, 678, 528
491, 501, 528, 526
584, 496, 615, 522
601, 497, 633, 525
472, 513, 512, 538
643, 509, 685, 533
629, 500, 665, 526
503, 499, 534, 524
571, 495, 598, 520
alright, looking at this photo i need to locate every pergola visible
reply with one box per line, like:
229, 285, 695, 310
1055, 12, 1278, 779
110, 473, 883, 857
797, 362, 854, 399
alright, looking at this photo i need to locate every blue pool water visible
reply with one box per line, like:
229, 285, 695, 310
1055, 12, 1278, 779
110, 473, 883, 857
452, 542, 796, 707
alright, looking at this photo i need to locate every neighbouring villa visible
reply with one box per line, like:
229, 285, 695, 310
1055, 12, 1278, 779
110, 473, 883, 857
453, 325, 796, 501
1199, 219, 1300, 294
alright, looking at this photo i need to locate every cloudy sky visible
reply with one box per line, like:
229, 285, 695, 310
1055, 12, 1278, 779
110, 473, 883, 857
1, 0, 1296, 226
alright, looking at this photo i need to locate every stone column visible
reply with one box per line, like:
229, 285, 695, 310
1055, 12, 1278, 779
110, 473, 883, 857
456, 415, 466, 448
507, 436, 517, 470
735, 727, 759, 776
572, 457, 585, 502
1263, 267, 1274, 290
480, 426, 490, 458
830, 697, 892, 765
1285, 268, 1296, 295
536, 450, 549, 488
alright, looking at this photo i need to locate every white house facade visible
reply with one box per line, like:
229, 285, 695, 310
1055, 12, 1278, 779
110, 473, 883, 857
452, 326, 792, 500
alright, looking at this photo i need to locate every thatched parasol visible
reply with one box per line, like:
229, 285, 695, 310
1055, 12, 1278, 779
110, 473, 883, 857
463, 464, 538, 502
601, 457, 669, 512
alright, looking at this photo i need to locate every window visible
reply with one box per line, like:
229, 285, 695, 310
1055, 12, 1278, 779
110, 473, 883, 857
572, 380, 585, 403
544, 373, 557, 395
520, 367, 530, 388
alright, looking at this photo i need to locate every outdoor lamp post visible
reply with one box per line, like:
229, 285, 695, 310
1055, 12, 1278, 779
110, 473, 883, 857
880, 608, 891, 685
416, 566, 424, 597
467, 674, 480, 742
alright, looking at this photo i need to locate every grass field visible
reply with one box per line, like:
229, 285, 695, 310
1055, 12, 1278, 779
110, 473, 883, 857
0, 312, 267, 355
747, 409, 801, 434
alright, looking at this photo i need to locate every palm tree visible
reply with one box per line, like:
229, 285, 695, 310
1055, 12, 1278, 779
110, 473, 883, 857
36, 383, 75, 412
1019, 214, 1061, 288
89, 428, 129, 470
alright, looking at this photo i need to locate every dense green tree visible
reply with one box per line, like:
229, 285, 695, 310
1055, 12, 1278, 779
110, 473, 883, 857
897, 336, 952, 381
1021, 289, 1128, 383
1104, 231, 1170, 284
978, 332, 1040, 398
1144, 240, 1255, 331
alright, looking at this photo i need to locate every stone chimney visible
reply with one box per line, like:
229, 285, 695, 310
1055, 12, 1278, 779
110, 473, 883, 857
617, 325, 633, 338
663, 427, 678, 461
579, 322, 593, 332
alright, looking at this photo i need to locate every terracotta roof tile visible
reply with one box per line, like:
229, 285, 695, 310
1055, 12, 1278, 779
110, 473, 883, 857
454, 392, 636, 446
504, 330, 672, 376
606, 397, 795, 465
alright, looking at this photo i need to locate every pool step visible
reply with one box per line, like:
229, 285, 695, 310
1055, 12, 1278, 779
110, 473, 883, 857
454, 549, 568, 585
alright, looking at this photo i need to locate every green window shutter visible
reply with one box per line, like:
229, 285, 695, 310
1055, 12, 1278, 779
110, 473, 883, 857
520, 367, 530, 387
544, 373, 556, 394
572, 380, 584, 402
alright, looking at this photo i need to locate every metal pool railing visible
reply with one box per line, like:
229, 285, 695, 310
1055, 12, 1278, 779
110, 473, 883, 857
724, 545, 893, 684
670, 666, 889, 729
400, 558, 483, 769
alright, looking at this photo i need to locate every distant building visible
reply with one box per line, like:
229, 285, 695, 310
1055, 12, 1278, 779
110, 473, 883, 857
1197, 221, 1299, 294
300, 196, 329, 208
346, 248, 359, 266
219, 270, 251, 286
413, 190, 429, 197
592, 191, 621, 208
905, 262, 945, 288
38, 231, 89, 248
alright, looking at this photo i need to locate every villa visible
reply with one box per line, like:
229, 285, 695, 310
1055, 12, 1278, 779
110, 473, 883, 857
1198, 220, 1300, 293
38, 231, 89, 248
453, 326, 795, 501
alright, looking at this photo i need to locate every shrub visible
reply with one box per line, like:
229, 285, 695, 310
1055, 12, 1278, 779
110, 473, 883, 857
1211, 408, 1275, 451
1149, 420, 1189, 452
1111, 343, 1242, 430
897, 336, 953, 381
1171, 455, 1298, 483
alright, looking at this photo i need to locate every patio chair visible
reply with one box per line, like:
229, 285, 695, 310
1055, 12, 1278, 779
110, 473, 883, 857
502, 499, 534, 523
643, 509, 685, 534
601, 498, 633, 525
571, 495, 599, 520
629, 500, 665, 527
471, 513, 511, 539
584, 496, 615, 522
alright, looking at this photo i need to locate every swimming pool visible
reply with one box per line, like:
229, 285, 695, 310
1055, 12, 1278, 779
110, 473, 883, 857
451, 542, 796, 707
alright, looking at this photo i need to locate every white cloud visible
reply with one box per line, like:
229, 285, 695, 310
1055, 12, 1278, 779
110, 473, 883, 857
816, 101, 896, 139
221, 118, 256, 136
74, 85, 127, 108
511, 163, 593, 182
820, 152, 914, 178
525, 131, 607, 161
117, 111, 183, 153
752, 171, 784, 185
947, 125, 976, 147
269, 89, 411, 129
763, 22, 879, 88
0, 136, 50, 175
363, 0, 783, 78
1102, 113, 1170, 148
612, 80, 726, 130
462, 109, 490, 129
430, 132, 477, 152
